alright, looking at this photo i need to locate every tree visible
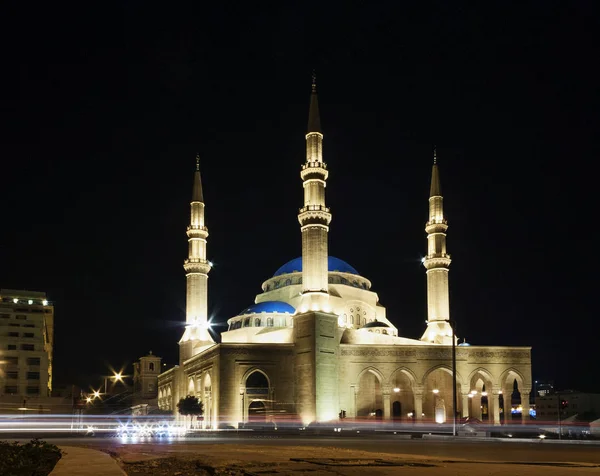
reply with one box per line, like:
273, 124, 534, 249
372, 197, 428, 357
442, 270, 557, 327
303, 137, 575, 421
177, 395, 204, 428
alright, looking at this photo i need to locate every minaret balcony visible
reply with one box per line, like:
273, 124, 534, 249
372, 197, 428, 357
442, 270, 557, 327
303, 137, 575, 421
186, 226, 209, 239
423, 254, 451, 270
301, 162, 329, 181
425, 220, 448, 233
183, 259, 212, 274
298, 206, 332, 227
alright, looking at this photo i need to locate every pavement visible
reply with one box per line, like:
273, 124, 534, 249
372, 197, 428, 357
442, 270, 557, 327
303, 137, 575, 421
49, 439, 600, 475
50, 446, 125, 476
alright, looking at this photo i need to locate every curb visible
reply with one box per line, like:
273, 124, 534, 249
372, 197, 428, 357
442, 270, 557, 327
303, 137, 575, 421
50, 446, 126, 476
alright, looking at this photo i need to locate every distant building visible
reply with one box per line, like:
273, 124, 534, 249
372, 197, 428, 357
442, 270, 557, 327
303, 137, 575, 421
133, 351, 162, 406
0, 289, 54, 399
536, 390, 600, 422
534, 380, 555, 397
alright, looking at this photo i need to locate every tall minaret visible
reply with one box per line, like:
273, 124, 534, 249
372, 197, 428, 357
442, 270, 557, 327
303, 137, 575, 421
298, 72, 332, 312
179, 154, 214, 362
421, 148, 454, 344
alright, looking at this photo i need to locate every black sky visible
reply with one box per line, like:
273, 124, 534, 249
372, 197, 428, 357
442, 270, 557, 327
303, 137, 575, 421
2, 2, 599, 392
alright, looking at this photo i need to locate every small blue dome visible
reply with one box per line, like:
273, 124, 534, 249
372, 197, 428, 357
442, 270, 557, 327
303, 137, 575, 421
238, 301, 295, 315
273, 256, 359, 277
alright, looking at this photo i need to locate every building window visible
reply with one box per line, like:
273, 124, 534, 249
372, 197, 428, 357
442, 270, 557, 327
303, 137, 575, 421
273, 280, 280, 289
267, 317, 274, 327
6, 371, 18, 379
16, 315, 27, 320
243, 318, 250, 327
8, 332, 19, 337
6, 357, 18, 365
9, 323, 20, 327
285, 279, 292, 286
21, 344, 34, 351
4, 386, 18, 394
0, 314, 9, 319
26, 386, 39, 395
27, 357, 40, 365
27, 372, 40, 380
341, 278, 347, 285
149, 362, 155, 371
254, 318, 261, 327
23, 324, 35, 328
24, 333, 34, 338
8, 345, 16, 350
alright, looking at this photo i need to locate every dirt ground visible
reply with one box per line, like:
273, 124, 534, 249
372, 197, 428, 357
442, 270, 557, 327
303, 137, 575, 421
108, 443, 600, 476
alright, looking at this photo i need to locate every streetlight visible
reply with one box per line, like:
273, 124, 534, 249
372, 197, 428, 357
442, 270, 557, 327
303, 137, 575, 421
443, 319, 457, 437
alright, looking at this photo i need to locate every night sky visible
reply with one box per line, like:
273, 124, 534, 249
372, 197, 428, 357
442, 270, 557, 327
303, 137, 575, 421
2, 3, 598, 392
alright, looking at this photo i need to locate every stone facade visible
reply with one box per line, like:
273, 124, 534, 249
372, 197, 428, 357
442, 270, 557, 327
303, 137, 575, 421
157, 81, 532, 428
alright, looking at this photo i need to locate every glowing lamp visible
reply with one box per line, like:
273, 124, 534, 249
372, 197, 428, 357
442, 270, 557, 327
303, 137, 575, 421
481, 391, 488, 396
28, 300, 33, 304
432, 389, 439, 394
393, 387, 400, 393
42, 300, 48, 306
13, 298, 18, 304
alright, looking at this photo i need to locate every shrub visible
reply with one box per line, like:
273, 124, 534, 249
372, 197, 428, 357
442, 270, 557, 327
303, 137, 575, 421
0, 439, 63, 476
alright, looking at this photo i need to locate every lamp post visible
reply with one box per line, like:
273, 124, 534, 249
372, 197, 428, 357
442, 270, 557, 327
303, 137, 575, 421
443, 319, 457, 437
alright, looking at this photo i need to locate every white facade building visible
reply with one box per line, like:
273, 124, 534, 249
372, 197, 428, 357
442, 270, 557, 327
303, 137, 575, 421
157, 79, 532, 428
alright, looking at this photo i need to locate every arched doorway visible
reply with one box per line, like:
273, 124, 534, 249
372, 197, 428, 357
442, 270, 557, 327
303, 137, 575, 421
203, 373, 212, 429
245, 370, 270, 424
248, 400, 266, 422
390, 369, 415, 422
392, 401, 402, 421
356, 369, 383, 418
423, 367, 458, 424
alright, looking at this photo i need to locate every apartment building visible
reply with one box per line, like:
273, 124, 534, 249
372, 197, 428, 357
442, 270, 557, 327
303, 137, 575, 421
0, 289, 54, 398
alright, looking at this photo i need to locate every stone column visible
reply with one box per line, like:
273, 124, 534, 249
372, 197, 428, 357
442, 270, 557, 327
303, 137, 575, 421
521, 391, 530, 424
352, 386, 359, 418
462, 393, 470, 418
491, 388, 501, 425
503, 388, 512, 424
383, 387, 391, 420
414, 388, 424, 422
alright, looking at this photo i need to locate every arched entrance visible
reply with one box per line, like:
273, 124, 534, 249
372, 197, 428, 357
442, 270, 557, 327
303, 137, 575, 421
244, 370, 270, 424
248, 400, 267, 422
423, 367, 459, 424
390, 369, 415, 422
392, 401, 402, 420
203, 373, 212, 429
356, 369, 383, 419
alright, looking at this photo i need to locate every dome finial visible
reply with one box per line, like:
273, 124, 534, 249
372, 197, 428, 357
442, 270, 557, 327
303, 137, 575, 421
196, 153, 200, 171
433, 145, 437, 165
312, 69, 317, 93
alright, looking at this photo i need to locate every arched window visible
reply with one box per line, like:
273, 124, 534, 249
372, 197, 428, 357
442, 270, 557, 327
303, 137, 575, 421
267, 317, 274, 327
265, 285, 270, 291
254, 317, 261, 327
273, 280, 280, 289
352, 280, 359, 287
341, 278, 347, 285
243, 318, 250, 327
328, 276, 333, 283
382, 330, 388, 335
149, 362, 155, 371
285, 279, 291, 286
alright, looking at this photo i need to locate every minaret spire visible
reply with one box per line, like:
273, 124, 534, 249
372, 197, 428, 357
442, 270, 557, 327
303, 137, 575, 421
307, 71, 321, 133
192, 153, 204, 202
299, 74, 331, 311
180, 155, 214, 361
421, 150, 454, 344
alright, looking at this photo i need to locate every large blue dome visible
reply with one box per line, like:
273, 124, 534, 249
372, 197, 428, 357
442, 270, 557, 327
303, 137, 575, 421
273, 256, 359, 277
238, 301, 296, 315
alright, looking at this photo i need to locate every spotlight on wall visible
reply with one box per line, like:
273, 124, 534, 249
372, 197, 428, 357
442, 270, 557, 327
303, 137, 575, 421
432, 389, 439, 394
393, 388, 400, 393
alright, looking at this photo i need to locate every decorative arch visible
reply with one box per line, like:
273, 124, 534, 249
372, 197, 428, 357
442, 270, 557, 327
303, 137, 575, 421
467, 367, 496, 387
188, 377, 195, 393
355, 366, 385, 385
421, 364, 464, 387
241, 367, 271, 388
389, 367, 418, 386
499, 367, 526, 389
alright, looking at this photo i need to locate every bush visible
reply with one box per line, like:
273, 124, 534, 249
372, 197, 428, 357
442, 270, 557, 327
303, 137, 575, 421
0, 439, 63, 476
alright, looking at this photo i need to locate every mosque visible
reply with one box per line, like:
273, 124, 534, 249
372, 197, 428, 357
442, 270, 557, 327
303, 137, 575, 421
157, 80, 532, 428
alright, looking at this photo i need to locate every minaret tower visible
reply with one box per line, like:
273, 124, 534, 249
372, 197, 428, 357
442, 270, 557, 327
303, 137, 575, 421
421, 148, 454, 344
179, 154, 214, 362
298, 72, 332, 312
